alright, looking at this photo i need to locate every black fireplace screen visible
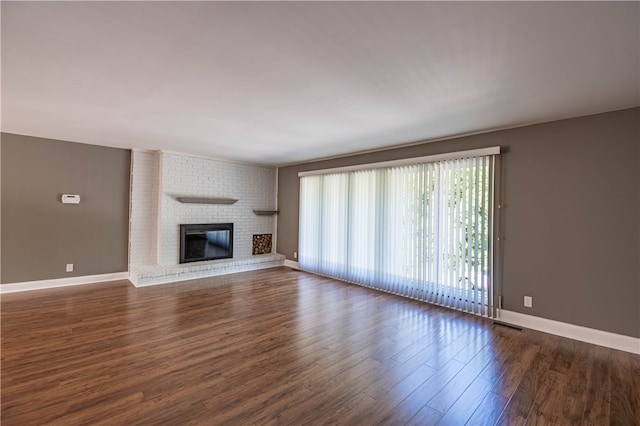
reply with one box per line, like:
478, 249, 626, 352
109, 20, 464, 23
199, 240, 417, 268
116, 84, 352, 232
180, 223, 233, 263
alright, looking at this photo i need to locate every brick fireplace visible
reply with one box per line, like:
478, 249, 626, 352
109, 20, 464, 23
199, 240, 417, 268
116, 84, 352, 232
128, 150, 284, 286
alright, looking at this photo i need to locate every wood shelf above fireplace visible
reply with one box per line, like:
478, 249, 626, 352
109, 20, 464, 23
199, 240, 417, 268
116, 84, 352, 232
176, 197, 238, 205
253, 210, 279, 216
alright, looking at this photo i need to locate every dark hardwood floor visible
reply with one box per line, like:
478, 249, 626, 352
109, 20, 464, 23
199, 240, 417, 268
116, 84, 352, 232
2, 267, 639, 425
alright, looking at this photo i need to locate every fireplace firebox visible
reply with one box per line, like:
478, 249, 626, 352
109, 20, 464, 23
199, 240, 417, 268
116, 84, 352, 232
180, 223, 233, 263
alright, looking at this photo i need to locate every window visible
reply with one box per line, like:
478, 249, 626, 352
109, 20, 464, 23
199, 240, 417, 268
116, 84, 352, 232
299, 148, 498, 317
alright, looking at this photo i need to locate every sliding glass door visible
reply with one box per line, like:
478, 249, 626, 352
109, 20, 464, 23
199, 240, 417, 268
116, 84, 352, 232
299, 149, 497, 317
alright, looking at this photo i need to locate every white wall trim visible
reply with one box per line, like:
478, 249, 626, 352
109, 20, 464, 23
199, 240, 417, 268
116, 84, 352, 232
0, 272, 130, 294
498, 309, 640, 355
298, 147, 500, 177
284, 259, 299, 269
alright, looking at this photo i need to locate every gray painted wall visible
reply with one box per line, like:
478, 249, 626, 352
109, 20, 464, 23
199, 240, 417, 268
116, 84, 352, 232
277, 108, 640, 338
1, 133, 130, 283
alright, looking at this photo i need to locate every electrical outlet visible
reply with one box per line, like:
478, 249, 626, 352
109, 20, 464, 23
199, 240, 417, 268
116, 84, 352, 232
66, 263, 74, 272
293, 251, 298, 259
524, 296, 533, 308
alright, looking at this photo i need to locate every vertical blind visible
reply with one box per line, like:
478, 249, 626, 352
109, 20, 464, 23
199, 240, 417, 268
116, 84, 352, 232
299, 150, 497, 317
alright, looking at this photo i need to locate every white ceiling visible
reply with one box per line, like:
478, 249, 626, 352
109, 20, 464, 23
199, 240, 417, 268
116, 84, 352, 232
2, 2, 638, 166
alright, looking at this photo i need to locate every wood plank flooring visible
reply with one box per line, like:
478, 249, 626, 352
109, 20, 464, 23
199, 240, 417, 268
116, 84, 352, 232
2, 267, 639, 425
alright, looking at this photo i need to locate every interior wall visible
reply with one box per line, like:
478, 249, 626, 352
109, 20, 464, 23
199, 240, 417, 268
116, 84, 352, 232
1, 133, 130, 283
129, 150, 160, 269
277, 107, 640, 338
0, 137, 2, 282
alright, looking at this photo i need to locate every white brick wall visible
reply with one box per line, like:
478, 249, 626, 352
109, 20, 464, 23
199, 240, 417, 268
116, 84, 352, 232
130, 151, 277, 268
129, 150, 159, 268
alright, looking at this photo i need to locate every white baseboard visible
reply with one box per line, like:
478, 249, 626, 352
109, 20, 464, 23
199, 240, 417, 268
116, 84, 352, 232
498, 309, 640, 355
284, 259, 299, 269
0, 272, 130, 294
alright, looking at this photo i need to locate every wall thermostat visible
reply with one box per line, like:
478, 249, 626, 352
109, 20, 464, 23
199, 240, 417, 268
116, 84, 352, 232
61, 194, 81, 204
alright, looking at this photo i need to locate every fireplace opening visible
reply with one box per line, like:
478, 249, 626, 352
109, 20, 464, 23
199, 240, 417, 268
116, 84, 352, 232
180, 223, 233, 263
